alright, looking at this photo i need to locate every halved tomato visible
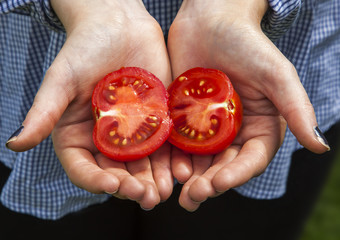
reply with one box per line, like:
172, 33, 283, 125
168, 67, 242, 155
92, 67, 172, 161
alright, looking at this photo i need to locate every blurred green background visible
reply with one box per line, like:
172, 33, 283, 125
300, 149, 340, 240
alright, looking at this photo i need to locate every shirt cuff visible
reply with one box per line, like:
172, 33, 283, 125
0, 0, 64, 32
261, 0, 301, 42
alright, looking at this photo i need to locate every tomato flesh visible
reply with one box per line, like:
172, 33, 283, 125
168, 67, 242, 155
92, 67, 172, 161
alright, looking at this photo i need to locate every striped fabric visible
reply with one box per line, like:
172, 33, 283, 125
1, 0, 339, 219
261, 0, 301, 41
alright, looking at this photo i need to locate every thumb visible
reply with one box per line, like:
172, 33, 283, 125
6, 60, 72, 152
265, 61, 330, 154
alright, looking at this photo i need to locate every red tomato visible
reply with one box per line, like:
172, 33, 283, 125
92, 67, 172, 161
168, 67, 242, 155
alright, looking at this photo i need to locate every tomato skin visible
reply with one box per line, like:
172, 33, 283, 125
92, 67, 172, 161
168, 67, 242, 155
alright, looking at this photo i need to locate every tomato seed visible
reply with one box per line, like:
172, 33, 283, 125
178, 76, 187, 82
211, 118, 218, 125
106, 115, 161, 147
121, 77, 135, 85
197, 133, 204, 140
189, 130, 196, 138
146, 115, 160, 123
136, 133, 142, 140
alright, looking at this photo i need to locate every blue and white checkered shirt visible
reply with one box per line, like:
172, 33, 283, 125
1, 0, 339, 220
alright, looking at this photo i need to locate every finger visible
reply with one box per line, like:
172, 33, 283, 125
259, 42, 330, 153
192, 154, 214, 176
149, 142, 174, 202
97, 156, 146, 201
126, 158, 161, 210
171, 146, 193, 183
57, 148, 120, 194
212, 138, 277, 193
268, 66, 329, 153
210, 29, 329, 153
178, 179, 201, 212
212, 114, 285, 192
6, 56, 74, 152
178, 154, 213, 211
52, 120, 121, 194
187, 146, 240, 203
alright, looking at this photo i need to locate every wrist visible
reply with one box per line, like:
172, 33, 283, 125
50, 0, 146, 34
237, 0, 269, 23
181, 0, 268, 25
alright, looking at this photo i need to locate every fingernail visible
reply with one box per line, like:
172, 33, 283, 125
105, 190, 118, 195
192, 199, 205, 204
6, 126, 24, 147
140, 206, 154, 211
314, 126, 330, 151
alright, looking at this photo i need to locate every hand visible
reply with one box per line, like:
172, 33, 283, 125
6, 0, 173, 210
167, 0, 329, 211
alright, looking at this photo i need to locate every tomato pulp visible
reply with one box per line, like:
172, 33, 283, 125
92, 67, 172, 161
168, 67, 242, 155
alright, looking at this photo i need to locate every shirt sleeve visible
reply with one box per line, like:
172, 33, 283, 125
0, 0, 64, 32
261, 0, 301, 42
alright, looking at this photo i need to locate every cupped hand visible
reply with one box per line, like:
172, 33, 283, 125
6, 0, 173, 210
167, 0, 329, 211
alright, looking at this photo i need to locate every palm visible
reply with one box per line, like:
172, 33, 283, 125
49, 11, 173, 209
167, 5, 288, 210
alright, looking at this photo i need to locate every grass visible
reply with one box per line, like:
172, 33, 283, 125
299, 148, 340, 240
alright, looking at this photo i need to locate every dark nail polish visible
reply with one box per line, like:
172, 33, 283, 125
314, 126, 330, 151
6, 125, 24, 147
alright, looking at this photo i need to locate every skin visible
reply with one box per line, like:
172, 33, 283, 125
6, 0, 173, 210
167, 0, 329, 211
6, 0, 329, 212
